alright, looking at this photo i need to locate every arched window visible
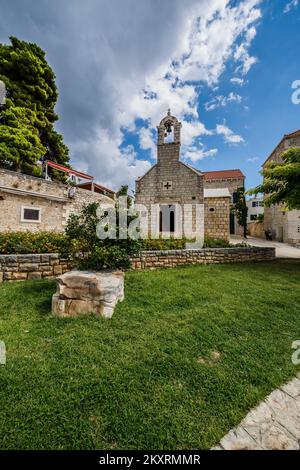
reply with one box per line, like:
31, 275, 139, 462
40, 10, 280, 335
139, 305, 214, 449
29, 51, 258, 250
163, 120, 174, 143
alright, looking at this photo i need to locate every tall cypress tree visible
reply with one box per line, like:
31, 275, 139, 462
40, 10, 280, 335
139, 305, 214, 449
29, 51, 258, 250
0, 37, 69, 179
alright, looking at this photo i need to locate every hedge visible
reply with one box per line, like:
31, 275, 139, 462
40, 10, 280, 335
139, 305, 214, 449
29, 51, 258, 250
141, 237, 231, 250
0, 232, 233, 255
0, 231, 66, 254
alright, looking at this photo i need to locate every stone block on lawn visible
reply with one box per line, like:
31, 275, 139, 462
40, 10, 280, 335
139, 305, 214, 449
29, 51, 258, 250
52, 270, 124, 319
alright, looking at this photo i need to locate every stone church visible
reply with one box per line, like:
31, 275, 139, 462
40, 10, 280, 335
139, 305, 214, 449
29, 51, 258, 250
135, 110, 245, 241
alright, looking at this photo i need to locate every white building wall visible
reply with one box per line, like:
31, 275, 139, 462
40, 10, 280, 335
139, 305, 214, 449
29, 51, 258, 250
247, 196, 264, 223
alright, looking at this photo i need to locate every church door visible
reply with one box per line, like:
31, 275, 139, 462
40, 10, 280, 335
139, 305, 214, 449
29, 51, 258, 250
159, 205, 175, 234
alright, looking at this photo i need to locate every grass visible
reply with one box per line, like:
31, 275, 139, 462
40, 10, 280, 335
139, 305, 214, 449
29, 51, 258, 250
0, 259, 300, 450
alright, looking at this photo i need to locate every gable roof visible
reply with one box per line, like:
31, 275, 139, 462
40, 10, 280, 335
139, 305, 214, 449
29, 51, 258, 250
284, 129, 300, 139
263, 129, 300, 165
180, 161, 203, 176
136, 164, 244, 183
77, 181, 115, 196
135, 163, 157, 182
203, 169, 245, 180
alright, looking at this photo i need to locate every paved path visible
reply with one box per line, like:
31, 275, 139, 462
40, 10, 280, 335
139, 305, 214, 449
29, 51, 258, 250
230, 236, 300, 259
213, 375, 300, 450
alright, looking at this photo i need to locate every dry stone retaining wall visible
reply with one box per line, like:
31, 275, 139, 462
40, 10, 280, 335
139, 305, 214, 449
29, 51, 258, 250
131, 247, 275, 270
0, 247, 275, 282
0, 253, 71, 282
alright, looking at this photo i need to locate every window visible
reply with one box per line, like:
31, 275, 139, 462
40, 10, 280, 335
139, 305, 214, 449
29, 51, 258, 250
250, 214, 258, 221
298, 226, 300, 233
21, 206, 41, 223
232, 192, 237, 204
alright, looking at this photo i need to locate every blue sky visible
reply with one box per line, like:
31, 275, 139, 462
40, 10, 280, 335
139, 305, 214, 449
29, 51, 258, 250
197, 0, 300, 190
0, 0, 299, 190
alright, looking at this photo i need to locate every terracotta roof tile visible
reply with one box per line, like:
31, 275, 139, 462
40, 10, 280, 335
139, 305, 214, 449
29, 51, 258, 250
284, 129, 300, 139
263, 129, 300, 165
203, 169, 245, 180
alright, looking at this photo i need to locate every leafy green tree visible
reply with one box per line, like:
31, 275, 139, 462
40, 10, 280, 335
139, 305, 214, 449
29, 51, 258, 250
248, 147, 300, 210
62, 196, 141, 271
234, 187, 248, 238
0, 36, 69, 178
116, 184, 134, 209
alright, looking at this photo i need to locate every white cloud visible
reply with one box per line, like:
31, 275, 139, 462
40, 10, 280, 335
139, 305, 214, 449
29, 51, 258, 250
230, 77, 245, 85
234, 26, 258, 75
171, 1, 261, 85
139, 127, 157, 160
183, 146, 218, 162
0, 0, 261, 189
71, 129, 151, 189
66, 0, 261, 186
204, 92, 242, 111
248, 156, 258, 162
284, 0, 298, 13
216, 123, 244, 144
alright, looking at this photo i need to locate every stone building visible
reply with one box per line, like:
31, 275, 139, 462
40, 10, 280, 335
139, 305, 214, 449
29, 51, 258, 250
247, 195, 264, 223
135, 111, 244, 241
0, 168, 114, 232
263, 130, 300, 245
203, 169, 245, 235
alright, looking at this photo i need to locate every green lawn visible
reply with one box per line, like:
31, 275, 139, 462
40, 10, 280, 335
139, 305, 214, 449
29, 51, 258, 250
0, 260, 300, 450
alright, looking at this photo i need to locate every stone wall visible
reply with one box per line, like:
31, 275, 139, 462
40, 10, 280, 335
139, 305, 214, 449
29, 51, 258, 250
204, 197, 230, 240
135, 158, 204, 239
0, 253, 71, 282
263, 134, 300, 245
247, 221, 264, 238
0, 247, 276, 282
0, 169, 114, 232
131, 247, 275, 270
204, 176, 245, 236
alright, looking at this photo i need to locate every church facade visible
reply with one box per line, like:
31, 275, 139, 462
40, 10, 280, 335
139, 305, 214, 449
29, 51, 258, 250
135, 111, 244, 241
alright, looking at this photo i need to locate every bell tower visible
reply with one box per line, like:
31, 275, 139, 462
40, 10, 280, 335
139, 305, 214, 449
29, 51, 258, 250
157, 109, 182, 164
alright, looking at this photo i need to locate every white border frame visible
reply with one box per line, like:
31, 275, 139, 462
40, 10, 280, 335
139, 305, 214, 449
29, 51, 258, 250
21, 205, 42, 223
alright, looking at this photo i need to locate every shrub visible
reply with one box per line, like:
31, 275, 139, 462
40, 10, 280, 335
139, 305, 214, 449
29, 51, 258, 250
140, 236, 232, 250
141, 238, 189, 251
257, 213, 264, 222
203, 236, 231, 248
0, 231, 66, 254
62, 201, 142, 270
